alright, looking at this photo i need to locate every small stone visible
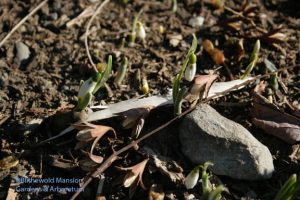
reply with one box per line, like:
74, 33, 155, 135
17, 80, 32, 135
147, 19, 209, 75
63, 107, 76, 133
15, 41, 30, 62
179, 104, 274, 180
169, 35, 182, 47
188, 16, 204, 28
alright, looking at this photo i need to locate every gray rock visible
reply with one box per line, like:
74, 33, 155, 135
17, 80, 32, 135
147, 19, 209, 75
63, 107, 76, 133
179, 104, 274, 180
15, 41, 30, 62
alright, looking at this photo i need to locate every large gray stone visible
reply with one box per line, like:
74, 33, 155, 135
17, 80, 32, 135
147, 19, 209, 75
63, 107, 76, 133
179, 104, 274, 180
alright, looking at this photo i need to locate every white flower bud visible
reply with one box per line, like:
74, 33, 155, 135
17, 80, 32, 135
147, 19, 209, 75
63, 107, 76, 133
137, 22, 146, 40
78, 73, 101, 99
184, 63, 196, 82
185, 167, 200, 189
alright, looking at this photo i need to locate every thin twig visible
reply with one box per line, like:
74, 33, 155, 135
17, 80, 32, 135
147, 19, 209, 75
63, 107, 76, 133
85, 0, 111, 73
0, 0, 48, 48
70, 64, 300, 200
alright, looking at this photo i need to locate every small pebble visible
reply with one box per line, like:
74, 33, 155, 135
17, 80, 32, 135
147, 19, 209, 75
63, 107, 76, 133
15, 41, 30, 62
188, 16, 205, 28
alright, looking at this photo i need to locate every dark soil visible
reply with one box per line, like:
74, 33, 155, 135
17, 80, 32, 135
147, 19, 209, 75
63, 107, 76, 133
0, 0, 300, 199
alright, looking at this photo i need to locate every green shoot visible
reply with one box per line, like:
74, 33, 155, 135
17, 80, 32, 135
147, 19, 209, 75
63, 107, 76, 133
172, 34, 197, 115
241, 39, 260, 79
201, 161, 214, 197
93, 55, 112, 94
174, 86, 188, 115
74, 55, 112, 111
172, 0, 177, 12
114, 57, 128, 86
264, 58, 278, 91
274, 174, 300, 200
129, 9, 143, 46
207, 185, 224, 200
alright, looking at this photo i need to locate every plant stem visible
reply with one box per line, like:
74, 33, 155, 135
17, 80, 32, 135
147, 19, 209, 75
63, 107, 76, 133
85, 0, 111, 73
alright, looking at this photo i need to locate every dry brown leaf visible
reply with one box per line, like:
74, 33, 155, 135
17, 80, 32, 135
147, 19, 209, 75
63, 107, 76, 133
117, 107, 152, 129
251, 92, 300, 144
227, 21, 242, 31
202, 39, 225, 65
152, 156, 184, 183
73, 122, 116, 142
131, 118, 145, 139
262, 28, 287, 44
210, 48, 225, 65
118, 158, 149, 198
73, 122, 116, 164
189, 74, 218, 101
202, 39, 214, 53
236, 38, 245, 61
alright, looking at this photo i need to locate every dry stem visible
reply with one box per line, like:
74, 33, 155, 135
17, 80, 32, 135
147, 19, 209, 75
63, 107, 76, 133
85, 0, 111, 73
0, 0, 48, 48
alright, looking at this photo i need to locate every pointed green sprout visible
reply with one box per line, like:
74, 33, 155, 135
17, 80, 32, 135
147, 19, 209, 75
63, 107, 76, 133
241, 39, 260, 79
75, 73, 101, 111
93, 55, 112, 94
129, 9, 143, 46
274, 174, 300, 200
264, 58, 279, 91
172, 0, 177, 12
114, 57, 128, 86
75, 55, 112, 111
172, 34, 197, 115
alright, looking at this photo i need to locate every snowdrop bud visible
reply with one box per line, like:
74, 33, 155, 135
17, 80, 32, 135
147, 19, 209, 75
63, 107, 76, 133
137, 22, 146, 40
185, 167, 200, 189
184, 53, 197, 81
185, 63, 196, 81
141, 78, 149, 94
78, 73, 101, 99
253, 39, 260, 54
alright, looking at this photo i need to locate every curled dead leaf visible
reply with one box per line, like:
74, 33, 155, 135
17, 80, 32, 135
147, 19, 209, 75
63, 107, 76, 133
152, 156, 184, 183
117, 106, 152, 129
189, 74, 218, 101
118, 158, 149, 198
73, 122, 116, 164
73, 122, 116, 142
251, 92, 300, 144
